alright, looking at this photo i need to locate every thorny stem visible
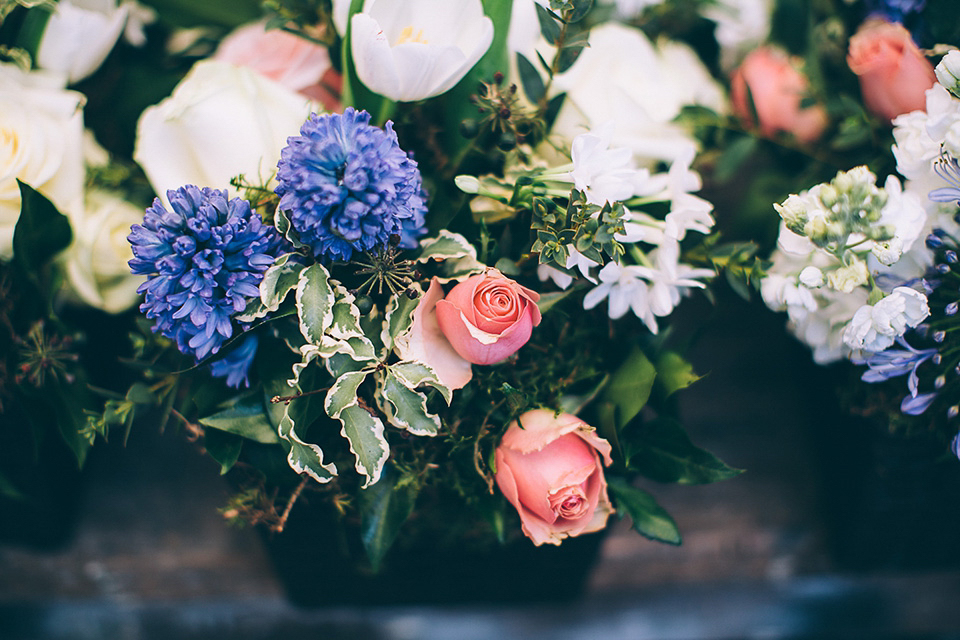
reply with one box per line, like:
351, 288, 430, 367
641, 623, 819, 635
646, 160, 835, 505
474, 399, 506, 494
271, 386, 331, 405
170, 408, 204, 442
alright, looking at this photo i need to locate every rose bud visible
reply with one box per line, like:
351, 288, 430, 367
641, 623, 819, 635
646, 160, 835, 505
495, 409, 614, 546
730, 46, 828, 143
847, 18, 936, 123
435, 269, 541, 365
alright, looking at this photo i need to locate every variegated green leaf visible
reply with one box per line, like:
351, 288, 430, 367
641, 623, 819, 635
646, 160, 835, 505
291, 334, 377, 386
296, 262, 335, 344
329, 281, 370, 342
381, 286, 421, 354
261, 254, 306, 313
377, 369, 441, 436
235, 296, 269, 323
390, 360, 452, 405
277, 377, 337, 483
325, 369, 388, 488
415, 230, 486, 280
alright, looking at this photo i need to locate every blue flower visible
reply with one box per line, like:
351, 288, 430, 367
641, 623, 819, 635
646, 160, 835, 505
128, 186, 288, 371
274, 107, 428, 262
929, 152, 960, 204
865, 0, 926, 22
855, 337, 939, 415
209, 334, 259, 388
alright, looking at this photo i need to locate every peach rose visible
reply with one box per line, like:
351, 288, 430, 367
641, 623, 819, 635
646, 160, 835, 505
730, 46, 828, 143
847, 18, 936, 123
494, 409, 614, 546
214, 20, 341, 111
435, 269, 541, 365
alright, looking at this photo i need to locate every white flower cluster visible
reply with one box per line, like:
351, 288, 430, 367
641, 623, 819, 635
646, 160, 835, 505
761, 166, 929, 363
532, 127, 716, 334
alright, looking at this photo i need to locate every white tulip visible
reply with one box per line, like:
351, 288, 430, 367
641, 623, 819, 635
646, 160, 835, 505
134, 60, 317, 201
0, 63, 85, 260
35, 0, 130, 84
62, 190, 145, 313
350, 0, 494, 102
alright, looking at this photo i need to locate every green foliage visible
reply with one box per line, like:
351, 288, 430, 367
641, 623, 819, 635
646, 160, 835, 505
531, 189, 626, 269
625, 417, 742, 485
13, 182, 71, 296
607, 476, 681, 545
359, 464, 421, 572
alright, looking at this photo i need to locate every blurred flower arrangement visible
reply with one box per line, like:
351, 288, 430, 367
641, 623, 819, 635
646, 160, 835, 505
1, 0, 773, 568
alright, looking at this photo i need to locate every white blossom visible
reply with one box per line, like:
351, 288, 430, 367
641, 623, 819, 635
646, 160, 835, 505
842, 287, 930, 353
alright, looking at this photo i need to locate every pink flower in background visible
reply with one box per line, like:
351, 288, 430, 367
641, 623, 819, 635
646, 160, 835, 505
847, 18, 936, 123
435, 269, 541, 365
495, 409, 614, 546
214, 21, 341, 111
730, 46, 828, 143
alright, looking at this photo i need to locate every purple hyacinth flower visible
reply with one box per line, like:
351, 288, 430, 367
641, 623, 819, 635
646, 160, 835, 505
128, 186, 288, 382
274, 107, 428, 263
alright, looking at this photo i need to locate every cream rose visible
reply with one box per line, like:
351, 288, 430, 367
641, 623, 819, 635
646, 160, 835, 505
0, 63, 85, 260
494, 409, 614, 546
134, 60, 317, 201
61, 190, 145, 313
435, 269, 541, 365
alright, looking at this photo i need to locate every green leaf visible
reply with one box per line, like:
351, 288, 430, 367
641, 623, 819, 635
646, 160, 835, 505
377, 369, 441, 436
14, 5, 52, 59
516, 52, 546, 105
48, 378, 92, 469
139, 0, 262, 28
416, 230, 480, 264
381, 288, 420, 353
296, 263, 335, 344
325, 369, 388, 488
534, 2, 562, 44
278, 370, 337, 483
625, 418, 743, 485
199, 401, 280, 444
602, 345, 656, 431
607, 476, 681, 545
656, 352, 701, 397
359, 465, 420, 572
247, 254, 305, 320
203, 429, 243, 475
124, 382, 155, 405
390, 360, 452, 405
14, 181, 72, 282
714, 136, 758, 184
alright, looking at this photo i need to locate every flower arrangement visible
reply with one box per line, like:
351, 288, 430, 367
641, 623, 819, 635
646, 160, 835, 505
0, 0, 770, 569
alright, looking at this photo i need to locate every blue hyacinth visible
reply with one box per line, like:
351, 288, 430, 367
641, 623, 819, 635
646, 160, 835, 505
128, 186, 288, 386
274, 107, 428, 263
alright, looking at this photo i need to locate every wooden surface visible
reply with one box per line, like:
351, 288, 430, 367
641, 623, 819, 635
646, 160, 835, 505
2, 293, 960, 639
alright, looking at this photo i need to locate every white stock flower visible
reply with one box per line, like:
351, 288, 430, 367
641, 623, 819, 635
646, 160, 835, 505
550, 23, 725, 167
871, 238, 903, 266
826, 258, 869, 293
569, 123, 647, 205
62, 190, 145, 313
842, 287, 929, 353
350, 0, 494, 102
36, 0, 130, 84
0, 64, 85, 260
661, 144, 714, 240
135, 60, 316, 201
876, 174, 926, 251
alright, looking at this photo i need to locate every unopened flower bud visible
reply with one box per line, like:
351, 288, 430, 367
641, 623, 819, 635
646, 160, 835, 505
936, 50, 960, 99
455, 175, 481, 194
799, 266, 825, 287
871, 237, 903, 266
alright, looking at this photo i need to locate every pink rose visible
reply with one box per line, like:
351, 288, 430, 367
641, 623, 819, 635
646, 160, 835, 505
395, 278, 473, 390
494, 409, 614, 546
730, 46, 828, 143
435, 269, 541, 365
214, 20, 342, 111
847, 18, 936, 123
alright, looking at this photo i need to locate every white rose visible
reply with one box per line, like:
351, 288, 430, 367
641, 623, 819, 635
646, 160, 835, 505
0, 64, 85, 260
550, 23, 726, 167
36, 0, 129, 84
350, 0, 494, 102
62, 190, 145, 313
135, 60, 317, 201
